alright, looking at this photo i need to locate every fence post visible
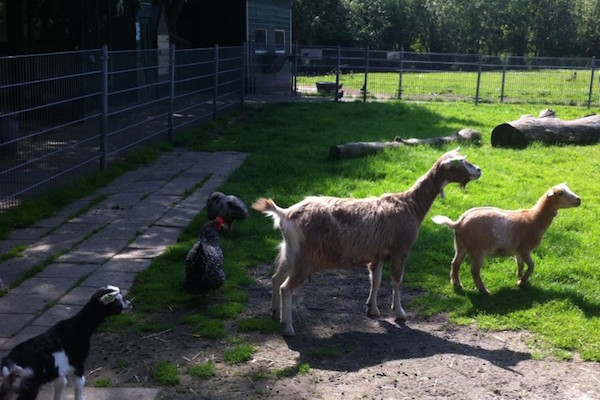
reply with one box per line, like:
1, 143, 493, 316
475, 53, 482, 105
168, 44, 175, 140
100, 45, 108, 171
213, 44, 219, 120
335, 46, 341, 101
397, 48, 404, 99
363, 47, 369, 103
293, 41, 299, 95
588, 56, 595, 108
241, 43, 246, 106
500, 54, 507, 103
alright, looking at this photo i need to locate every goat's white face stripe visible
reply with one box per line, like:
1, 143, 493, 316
463, 160, 481, 177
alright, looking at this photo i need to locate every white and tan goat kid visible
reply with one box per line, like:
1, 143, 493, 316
432, 183, 581, 295
253, 148, 482, 336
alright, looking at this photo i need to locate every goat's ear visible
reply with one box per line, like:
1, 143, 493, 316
440, 155, 466, 168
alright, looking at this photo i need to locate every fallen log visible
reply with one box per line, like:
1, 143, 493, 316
328, 128, 481, 160
491, 109, 600, 148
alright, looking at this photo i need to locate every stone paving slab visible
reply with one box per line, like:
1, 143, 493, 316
31, 303, 84, 327
0, 325, 48, 355
36, 387, 161, 400
127, 226, 182, 249
0, 313, 37, 338
102, 258, 151, 274
36, 263, 98, 279
0, 149, 246, 399
80, 271, 138, 291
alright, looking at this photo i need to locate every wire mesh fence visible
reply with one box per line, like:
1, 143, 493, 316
292, 46, 598, 106
0, 45, 244, 211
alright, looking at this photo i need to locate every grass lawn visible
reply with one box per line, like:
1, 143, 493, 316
167, 100, 600, 361
297, 69, 596, 105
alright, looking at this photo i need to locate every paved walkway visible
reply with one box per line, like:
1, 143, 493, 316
0, 149, 247, 399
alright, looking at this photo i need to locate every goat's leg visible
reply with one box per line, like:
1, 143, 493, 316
73, 375, 85, 400
366, 261, 383, 318
271, 254, 288, 321
390, 255, 407, 321
53, 376, 67, 400
516, 255, 525, 278
279, 267, 308, 336
469, 253, 489, 295
450, 246, 467, 290
517, 253, 535, 287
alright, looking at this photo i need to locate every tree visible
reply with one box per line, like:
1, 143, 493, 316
292, 0, 353, 46
157, 0, 190, 46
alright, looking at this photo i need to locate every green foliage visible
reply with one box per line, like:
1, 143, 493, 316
152, 361, 180, 386
222, 342, 255, 364
274, 363, 311, 378
182, 315, 227, 339
93, 378, 111, 388
187, 361, 215, 379
293, 0, 595, 57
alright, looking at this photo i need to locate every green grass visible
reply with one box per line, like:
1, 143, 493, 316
152, 361, 180, 386
298, 69, 596, 105
171, 100, 600, 361
222, 340, 255, 364
187, 361, 215, 379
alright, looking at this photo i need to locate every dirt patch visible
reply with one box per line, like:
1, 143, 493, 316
86, 263, 600, 399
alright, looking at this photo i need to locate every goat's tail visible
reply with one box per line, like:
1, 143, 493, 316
252, 198, 285, 229
252, 197, 303, 258
431, 215, 457, 229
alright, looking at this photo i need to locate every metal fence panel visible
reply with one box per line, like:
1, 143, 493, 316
293, 45, 599, 106
0, 45, 244, 211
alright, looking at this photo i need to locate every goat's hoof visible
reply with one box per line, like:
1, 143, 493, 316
367, 308, 381, 318
517, 279, 529, 287
282, 326, 296, 337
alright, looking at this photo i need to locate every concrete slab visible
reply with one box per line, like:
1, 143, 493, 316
0, 277, 76, 313
127, 226, 182, 249
8, 226, 52, 241
80, 271, 137, 292
113, 247, 168, 260
57, 249, 117, 264
102, 258, 151, 274
0, 313, 37, 338
0, 325, 48, 355
58, 286, 100, 306
36, 387, 161, 400
31, 303, 83, 327
155, 207, 199, 228
0, 255, 46, 285
36, 263, 97, 279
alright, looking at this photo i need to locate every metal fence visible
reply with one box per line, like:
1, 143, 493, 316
293, 46, 599, 106
0, 45, 244, 211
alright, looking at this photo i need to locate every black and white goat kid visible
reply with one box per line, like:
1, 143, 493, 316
0, 285, 132, 400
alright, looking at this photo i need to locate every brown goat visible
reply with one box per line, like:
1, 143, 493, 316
432, 183, 581, 295
252, 148, 482, 335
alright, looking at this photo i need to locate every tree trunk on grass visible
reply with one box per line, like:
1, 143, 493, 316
491, 109, 600, 148
329, 128, 481, 160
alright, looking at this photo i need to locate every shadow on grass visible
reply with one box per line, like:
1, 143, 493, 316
463, 284, 600, 318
